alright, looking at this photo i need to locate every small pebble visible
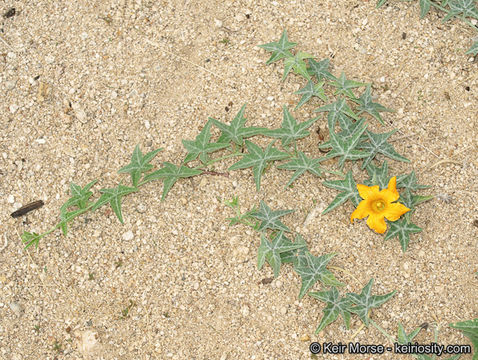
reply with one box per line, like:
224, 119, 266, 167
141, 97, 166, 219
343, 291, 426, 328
45, 55, 55, 64
137, 204, 147, 213
9, 104, 19, 113
123, 230, 134, 241
300, 334, 310, 342
214, 19, 223, 28
9, 302, 23, 317
7, 195, 14, 204
5, 80, 16, 90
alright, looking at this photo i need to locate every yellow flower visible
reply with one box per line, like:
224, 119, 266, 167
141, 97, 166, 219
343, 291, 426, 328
350, 176, 410, 234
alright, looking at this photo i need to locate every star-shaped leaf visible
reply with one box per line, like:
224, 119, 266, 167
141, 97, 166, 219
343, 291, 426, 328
61, 180, 98, 212
307, 58, 336, 81
143, 162, 203, 200
384, 218, 422, 252
418, 0, 432, 18
59, 179, 96, 236
397, 171, 430, 192
277, 151, 323, 187
346, 279, 396, 326
466, 40, 478, 56
397, 322, 421, 344
250, 200, 294, 232
294, 80, 327, 109
315, 98, 360, 134
443, 0, 478, 22
118, 145, 163, 186
322, 171, 362, 214
182, 120, 229, 164
283, 51, 314, 81
211, 104, 268, 146
258, 29, 297, 64
359, 130, 410, 169
295, 252, 344, 299
280, 234, 309, 266
320, 121, 368, 169
449, 318, 478, 360
330, 72, 367, 99
364, 161, 391, 189
399, 188, 433, 212
228, 141, 289, 191
265, 106, 318, 147
257, 232, 307, 277
91, 184, 138, 224
309, 287, 352, 334
352, 85, 394, 125
21, 231, 42, 249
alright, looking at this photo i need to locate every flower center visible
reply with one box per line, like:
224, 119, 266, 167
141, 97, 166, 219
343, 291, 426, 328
372, 199, 386, 213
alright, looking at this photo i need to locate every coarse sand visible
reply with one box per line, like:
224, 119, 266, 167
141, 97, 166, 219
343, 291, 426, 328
1, 1, 477, 359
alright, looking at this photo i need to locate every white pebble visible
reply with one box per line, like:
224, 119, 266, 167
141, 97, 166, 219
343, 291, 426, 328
214, 19, 223, 28
123, 230, 134, 241
5, 80, 16, 90
35, 138, 46, 144
7, 195, 14, 203
9, 104, 19, 113
45, 55, 55, 64
145, 120, 150, 129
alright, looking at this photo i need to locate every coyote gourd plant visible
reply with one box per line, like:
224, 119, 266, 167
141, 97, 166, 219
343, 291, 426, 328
377, 0, 478, 55
17, 30, 476, 357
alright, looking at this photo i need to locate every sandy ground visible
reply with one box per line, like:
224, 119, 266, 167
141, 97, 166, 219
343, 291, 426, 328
1, 0, 477, 359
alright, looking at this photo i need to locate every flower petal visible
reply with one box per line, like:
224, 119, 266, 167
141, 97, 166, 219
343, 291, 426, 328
351, 200, 370, 223
366, 213, 387, 234
384, 202, 410, 222
384, 176, 399, 201
357, 184, 378, 200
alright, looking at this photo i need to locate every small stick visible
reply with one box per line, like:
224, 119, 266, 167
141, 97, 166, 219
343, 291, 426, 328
11, 200, 44, 218
0, 234, 8, 252
201, 170, 229, 177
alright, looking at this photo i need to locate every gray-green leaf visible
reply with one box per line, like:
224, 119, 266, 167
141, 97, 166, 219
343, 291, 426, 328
322, 171, 362, 214
384, 218, 422, 252
182, 120, 229, 164
359, 129, 410, 169
91, 184, 138, 224
118, 145, 162, 186
295, 252, 344, 299
346, 279, 396, 326
257, 232, 307, 278
277, 151, 323, 187
352, 85, 394, 125
309, 287, 352, 334
143, 162, 202, 200
294, 80, 327, 109
258, 29, 297, 64
250, 200, 294, 232
228, 141, 289, 191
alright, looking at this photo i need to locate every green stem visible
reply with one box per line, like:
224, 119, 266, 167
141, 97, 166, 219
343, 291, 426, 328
369, 318, 396, 344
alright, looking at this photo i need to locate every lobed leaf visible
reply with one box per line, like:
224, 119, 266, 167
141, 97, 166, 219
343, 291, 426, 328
277, 151, 323, 187
329, 72, 367, 99
322, 171, 362, 214
384, 218, 422, 252
264, 106, 318, 147
309, 287, 352, 334
283, 51, 314, 81
118, 145, 163, 186
449, 318, 478, 360
143, 162, 202, 200
352, 85, 394, 125
250, 200, 294, 232
359, 129, 410, 169
258, 29, 297, 64
228, 140, 289, 191
307, 58, 336, 81
466, 40, 478, 55
346, 279, 396, 326
91, 184, 138, 224
294, 80, 327, 109
182, 120, 229, 164
211, 104, 268, 146
295, 252, 344, 299
257, 232, 307, 278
